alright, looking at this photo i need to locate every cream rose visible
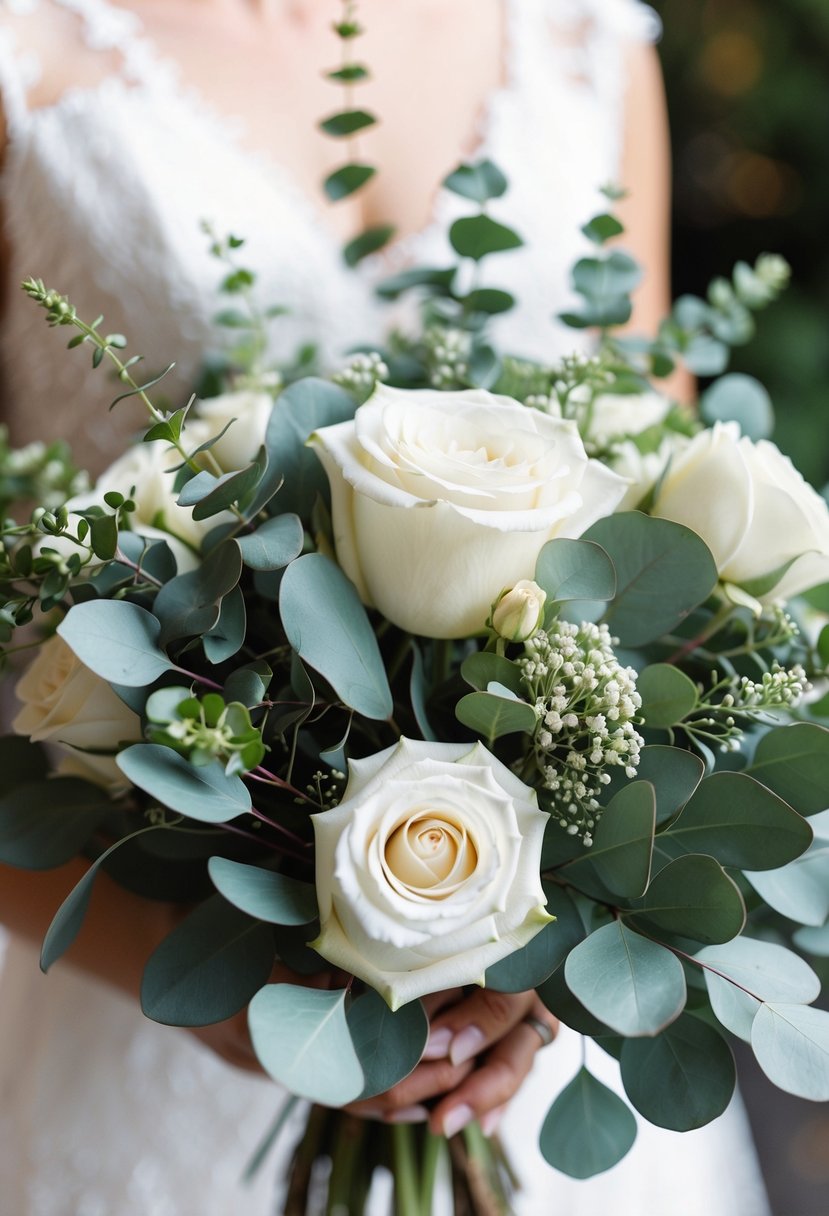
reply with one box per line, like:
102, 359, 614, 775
586, 390, 671, 448
13, 635, 141, 791
194, 390, 273, 472
311, 737, 551, 1010
652, 421, 829, 601
310, 386, 627, 638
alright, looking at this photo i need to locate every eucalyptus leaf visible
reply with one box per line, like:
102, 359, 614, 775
460, 651, 524, 695
572, 251, 643, 299
747, 723, 829, 814
486, 882, 584, 991
343, 225, 395, 267
117, 743, 252, 822
620, 1015, 735, 1130
539, 1068, 637, 1178
248, 984, 364, 1105
223, 661, 273, 707
57, 600, 174, 686
262, 378, 355, 518
637, 664, 699, 729
0, 777, 109, 869
462, 288, 515, 315
141, 894, 274, 1026
625, 854, 746, 945
319, 109, 376, 137
604, 746, 705, 826
235, 514, 304, 571
455, 690, 536, 742
564, 920, 686, 1036
346, 989, 428, 1099
534, 538, 616, 604
561, 781, 655, 900
657, 771, 812, 871
153, 540, 243, 646
207, 857, 318, 924
323, 163, 376, 201
700, 374, 774, 441
751, 1003, 829, 1101
793, 923, 829, 957
696, 938, 821, 1042
442, 159, 508, 202
280, 554, 392, 720
581, 514, 718, 647
449, 215, 523, 261
744, 809, 829, 926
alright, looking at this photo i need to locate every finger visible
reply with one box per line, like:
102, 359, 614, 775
423, 988, 537, 1065
429, 1016, 546, 1138
346, 1055, 475, 1123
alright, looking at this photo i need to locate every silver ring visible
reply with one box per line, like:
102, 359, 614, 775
523, 1014, 555, 1048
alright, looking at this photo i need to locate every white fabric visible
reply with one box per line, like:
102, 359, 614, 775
0, 1, 771, 1213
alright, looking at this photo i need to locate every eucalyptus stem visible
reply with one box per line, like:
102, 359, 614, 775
392, 1123, 421, 1216
664, 601, 735, 666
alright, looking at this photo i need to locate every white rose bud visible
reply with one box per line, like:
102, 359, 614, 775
491, 579, 547, 641
310, 385, 627, 639
311, 738, 552, 1010
13, 635, 141, 792
195, 390, 273, 471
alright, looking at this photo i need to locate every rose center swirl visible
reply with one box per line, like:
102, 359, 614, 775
383, 811, 478, 898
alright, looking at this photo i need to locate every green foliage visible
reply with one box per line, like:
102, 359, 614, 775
539, 1068, 637, 1178
248, 984, 364, 1105
442, 160, 508, 203
449, 215, 523, 262
700, 374, 774, 440
207, 857, 318, 924
323, 164, 376, 201
280, 554, 393, 720
560, 782, 656, 900
57, 600, 174, 686
455, 688, 537, 743
343, 225, 396, 267
637, 664, 699, 729
751, 1003, 829, 1100
626, 855, 746, 945
0, 776, 109, 869
486, 882, 584, 992
620, 1015, 736, 1130
696, 938, 821, 1042
263, 377, 355, 517
747, 722, 829, 813
117, 744, 253, 823
236, 514, 304, 571
744, 808, 829, 926
141, 894, 274, 1025
346, 989, 429, 1099
564, 921, 686, 1036
534, 538, 616, 605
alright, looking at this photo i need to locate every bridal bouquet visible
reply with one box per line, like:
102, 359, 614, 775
4, 14, 829, 1214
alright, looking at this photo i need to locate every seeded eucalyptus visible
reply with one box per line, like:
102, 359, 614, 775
322, 1, 394, 265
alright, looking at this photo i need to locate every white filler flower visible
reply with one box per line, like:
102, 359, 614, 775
311, 738, 551, 1010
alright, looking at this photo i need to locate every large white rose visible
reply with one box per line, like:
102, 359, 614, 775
311, 737, 551, 1010
310, 386, 627, 638
13, 635, 141, 792
652, 421, 829, 601
586, 390, 671, 448
194, 390, 273, 472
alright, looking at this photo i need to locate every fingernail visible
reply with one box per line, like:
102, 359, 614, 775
422, 1026, 452, 1060
449, 1025, 486, 1066
385, 1105, 430, 1124
480, 1104, 507, 1137
442, 1103, 475, 1139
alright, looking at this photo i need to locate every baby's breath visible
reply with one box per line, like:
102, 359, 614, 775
520, 619, 643, 842
424, 327, 470, 388
333, 351, 389, 395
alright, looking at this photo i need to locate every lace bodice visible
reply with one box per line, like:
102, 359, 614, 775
0, 0, 659, 475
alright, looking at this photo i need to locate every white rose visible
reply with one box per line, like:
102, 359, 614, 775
13, 635, 141, 792
491, 579, 547, 642
194, 390, 273, 472
652, 421, 829, 601
311, 737, 551, 1010
587, 391, 671, 448
310, 386, 627, 638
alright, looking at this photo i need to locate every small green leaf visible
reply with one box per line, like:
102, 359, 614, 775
637, 664, 699, 729
683, 334, 729, 377
280, 554, 392, 720
604, 746, 705, 826
561, 781, 655, 900
581, 213, 625, 245
462, 288, 515, 315
117, 744, 252, 823
700, 374, 774, 441
572, 251, 642, 298
327, 64, 370, 83
178, 460, 262, 520
262, 377, 354, 519
751, 1003, 829, 1101
223, 661, 272, 707
534, 538, 616, 604
57, 600, 174, 686
203, 584, 246, 664
620, 1015, 736, 1130
626, 855, 746, 945
442, 159, 508, 203
343, 224, 395, 267
89, 512, 118, 560
323, 163, 376, 202
564, 921, 686, 1036
248, 984, 364, 1105
449, 215, 523, 261
460, 651, 524, 695
236, 514, 304, 571
539, 1068, 637, 1178
141, 894, 274, 1026
455, 690, 537, 743
207, 857, 318, 924
375, 266, 456, 300
153, 540, 243, 646
346, 989, 428, 1099
486, 882, 582, 992
319, 109, 376, 137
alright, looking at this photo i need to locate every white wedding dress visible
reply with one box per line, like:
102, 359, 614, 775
0, 2, 772, 1213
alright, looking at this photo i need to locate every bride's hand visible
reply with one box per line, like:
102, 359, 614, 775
346, 988, 558, 1138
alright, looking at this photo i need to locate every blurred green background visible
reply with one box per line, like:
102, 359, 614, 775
653, 0, 829, 490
